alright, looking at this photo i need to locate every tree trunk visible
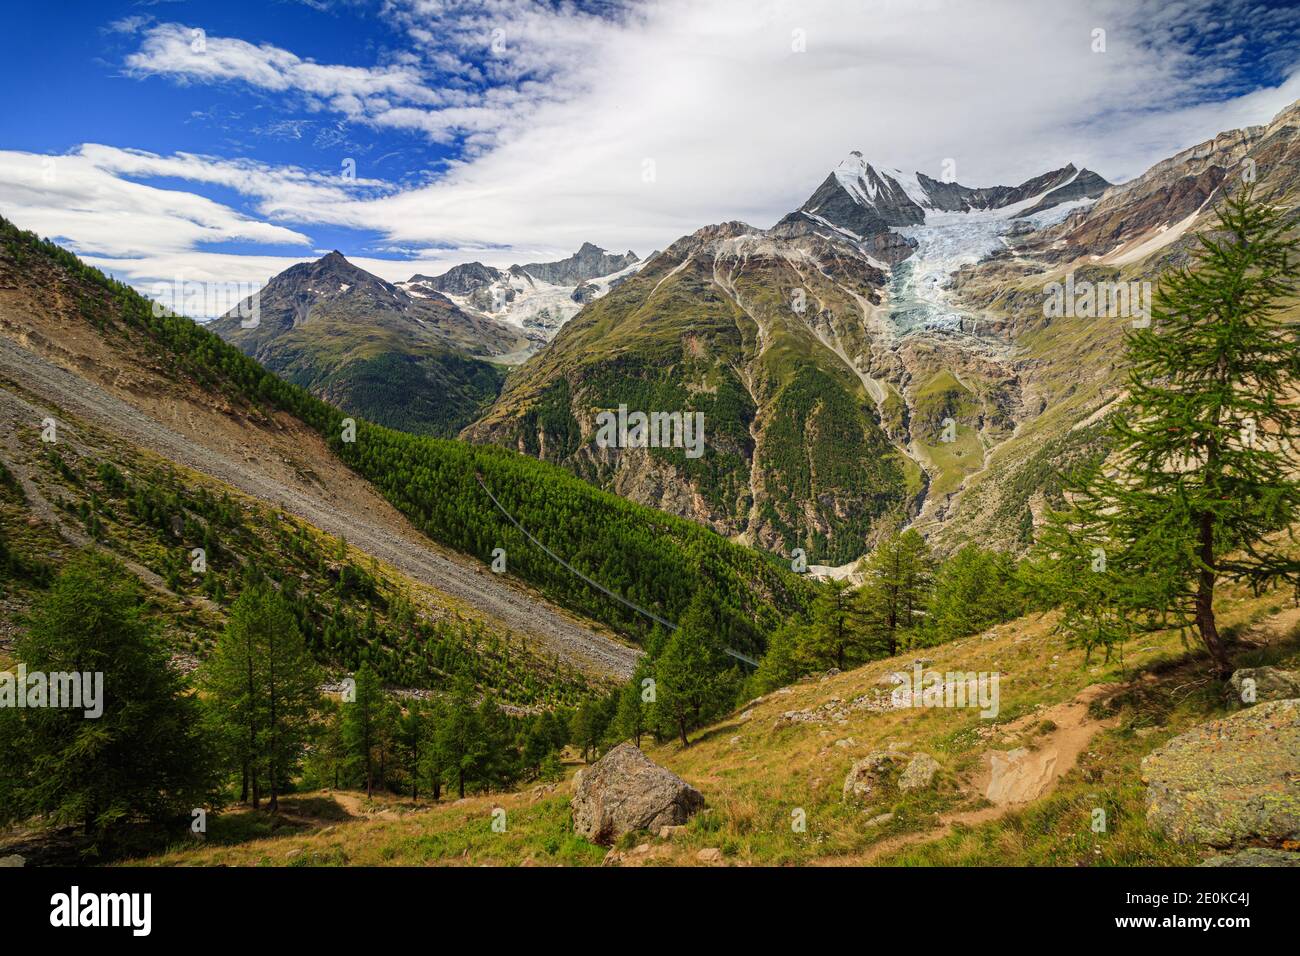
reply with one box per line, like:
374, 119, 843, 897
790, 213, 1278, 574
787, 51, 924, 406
1196, 512, 1232, 677
678, 716, 688, 747
458, 769, 465, 799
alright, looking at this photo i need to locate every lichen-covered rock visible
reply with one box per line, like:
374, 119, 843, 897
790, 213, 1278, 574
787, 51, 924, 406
1198, 848, 1300, 867
842, 751, 900, 803
571, 743, 704, 845
1141, 699, 1300, 847
898, 752, 941, 792
1227, 667, 1300, 706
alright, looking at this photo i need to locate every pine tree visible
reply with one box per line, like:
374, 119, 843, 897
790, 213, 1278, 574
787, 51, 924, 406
751, 620, 810, 692
1046, 184, 1300, 676
613, 657, 654, 747
653, 594, 731, 746
801, 578, 860, 670
396, 705, 425, 799
0, 551, 217, 839
204, 585, 321, 811
926, 545, 1023, 643
418, 698, 447, 801
342, 664, 383, 797
855, 529, 934, 657
436, 680, 489, 798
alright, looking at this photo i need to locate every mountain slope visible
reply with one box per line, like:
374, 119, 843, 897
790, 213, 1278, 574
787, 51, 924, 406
930, 97, 1300, 552
210, 252, 522, 437
466, 217, 923, 564
0, 217, 637, 680
132, 577, 1300, 867
0, 215, 812, 662
465, 158, 1110, 563
468, 104, 1300, 566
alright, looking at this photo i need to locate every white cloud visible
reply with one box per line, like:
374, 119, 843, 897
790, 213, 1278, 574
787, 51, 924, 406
8, 0, 1300, 313
0, 147, 313, 258
125, 21, 445, 108
356, 0, 1300, 255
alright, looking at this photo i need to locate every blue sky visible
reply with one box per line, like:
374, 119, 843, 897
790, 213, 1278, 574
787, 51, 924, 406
1, 0, 1298, 313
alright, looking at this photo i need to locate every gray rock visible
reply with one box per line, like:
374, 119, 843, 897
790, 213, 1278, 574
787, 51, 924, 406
571, 743, 704, 846
1141, 699, 1300, 847
0, 854, 25, 867
1199, 848, 1300, 867
899, 753, 941, 792
1227, 667, 1300, 706
842, 751, 900, 803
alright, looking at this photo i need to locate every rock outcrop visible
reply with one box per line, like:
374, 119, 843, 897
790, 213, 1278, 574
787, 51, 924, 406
571, 743, 704, 845
1141, 699, 1300, 847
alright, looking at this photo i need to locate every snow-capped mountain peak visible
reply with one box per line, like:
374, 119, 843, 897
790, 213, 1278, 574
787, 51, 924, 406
798, 153, 1110, 239
396, 244, 645, 349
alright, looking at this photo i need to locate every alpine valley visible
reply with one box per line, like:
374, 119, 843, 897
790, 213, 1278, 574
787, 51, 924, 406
464, 99, 1300, 567
202, 99, 1300, 571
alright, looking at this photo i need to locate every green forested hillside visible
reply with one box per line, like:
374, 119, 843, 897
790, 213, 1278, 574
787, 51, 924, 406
0, 217, 814, 648
466, 225, 914, 564
0, 441, 586, 705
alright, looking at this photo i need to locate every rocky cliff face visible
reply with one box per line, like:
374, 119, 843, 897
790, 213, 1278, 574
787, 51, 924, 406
518, 242, 639, 285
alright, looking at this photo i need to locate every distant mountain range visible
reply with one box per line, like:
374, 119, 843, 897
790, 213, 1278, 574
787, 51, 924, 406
399, 242, 641, 345
211, 243, 640, 436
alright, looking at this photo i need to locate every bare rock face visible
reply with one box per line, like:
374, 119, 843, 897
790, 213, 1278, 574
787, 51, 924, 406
571, 743, 704, 846
1141, 699, 1300, 847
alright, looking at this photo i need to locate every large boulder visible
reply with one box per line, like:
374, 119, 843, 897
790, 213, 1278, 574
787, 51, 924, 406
1227, 667, 1300, 706
571, 743, 704, 845
1141, 698, 1300, 847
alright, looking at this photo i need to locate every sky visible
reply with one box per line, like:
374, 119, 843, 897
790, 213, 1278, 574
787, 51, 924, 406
1, 0, 1298, 315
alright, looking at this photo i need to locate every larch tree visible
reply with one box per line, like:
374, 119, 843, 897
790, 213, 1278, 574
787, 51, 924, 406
1041, 183, 1300, 676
